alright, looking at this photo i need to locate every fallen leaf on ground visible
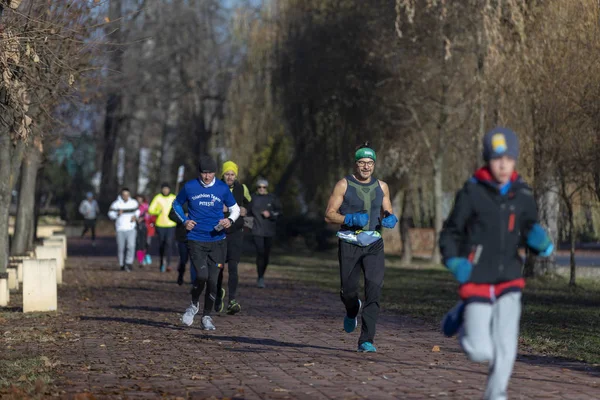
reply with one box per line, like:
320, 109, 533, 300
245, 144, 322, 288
432, 345, 441, 352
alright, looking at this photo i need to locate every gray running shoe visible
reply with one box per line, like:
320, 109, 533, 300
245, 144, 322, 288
257, 277, 265, 288
201, 315, 216, 331
181, 302, 199, 326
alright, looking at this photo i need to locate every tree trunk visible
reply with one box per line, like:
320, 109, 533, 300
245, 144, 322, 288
417, 185, 426, 227
400, 187, 413, 265
99, 0, 123, 212
475, 24, 486, 171
536, 176, 560, 274
432, 157, 443, 264
11, 137, 42, 255
568, 204, 576, 286
0, 132, 12, 275
123, 119, 140, 193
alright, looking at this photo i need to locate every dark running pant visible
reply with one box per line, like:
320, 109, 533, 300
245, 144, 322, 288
339, 239, 385, 345
188, 239, 226, 316
81, 219, 96, 240
177, 240, 197, 282
217, 230, 243, 302
156, 227, 175, 267
253, 235, 273, 279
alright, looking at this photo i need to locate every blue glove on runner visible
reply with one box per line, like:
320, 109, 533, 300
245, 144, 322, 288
538, 243, 554, 257
527, 224, 553, 257
382, 213, 398, 229
445, 257, 472, 284
344, 212, 369, 228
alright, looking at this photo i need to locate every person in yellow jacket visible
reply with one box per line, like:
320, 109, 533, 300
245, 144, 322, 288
215, 161, 252, 315
148, 182, 177, 272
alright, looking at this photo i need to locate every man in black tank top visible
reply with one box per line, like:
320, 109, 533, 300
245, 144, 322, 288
325, 142, 398, 353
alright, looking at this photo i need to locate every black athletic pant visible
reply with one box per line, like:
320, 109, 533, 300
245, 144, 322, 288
217, 230, 243, 302
339, 239, 385, 345
177, 240, 197, 282
156, 227, 175, 267
253, 235, 273, 279
188, 239, 226, 316
81, 219, 96, 240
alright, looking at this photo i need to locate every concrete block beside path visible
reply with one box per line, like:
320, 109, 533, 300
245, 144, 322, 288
37, 224, 65, 239
22, 259, 58, 313
0, 273, 9, 306
35, 245, 63, 284
44, 236, 67, 260
7, 267, 18, 291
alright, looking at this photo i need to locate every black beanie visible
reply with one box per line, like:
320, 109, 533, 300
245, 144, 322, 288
482, 127, 519, 162
198, 155, 217, 173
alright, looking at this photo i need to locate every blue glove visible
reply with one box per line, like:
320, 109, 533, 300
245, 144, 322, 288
527, 224, 553, 255
344, 212, 369, 228
382, 213, 398, 229
538, 242, 554, 258
445, 257, 473, 284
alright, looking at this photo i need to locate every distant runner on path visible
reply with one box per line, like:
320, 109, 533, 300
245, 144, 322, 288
79, 192, 100, 247
148, 183, 177, 273
215, 160, 251, 315
108, 188, 140, 272
172, 155, 240, 331
249, 178, 282, 288
324, 142, 397, 353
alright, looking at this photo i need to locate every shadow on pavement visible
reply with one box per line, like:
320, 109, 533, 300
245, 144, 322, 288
197, 334, 354, 353
109, 305, 181, 314
79, 315, 184, 330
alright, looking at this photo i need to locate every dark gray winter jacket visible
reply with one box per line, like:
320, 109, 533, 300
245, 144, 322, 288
249, 193, 282, 237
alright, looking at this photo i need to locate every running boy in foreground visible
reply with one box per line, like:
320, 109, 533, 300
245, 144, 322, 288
439, 127, 553, 400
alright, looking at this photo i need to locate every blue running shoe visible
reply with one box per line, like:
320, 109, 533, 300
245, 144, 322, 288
358, 342, 377, 352
160, 264, 166, 273
343, 299, 362, 333
441, 301, 465, 338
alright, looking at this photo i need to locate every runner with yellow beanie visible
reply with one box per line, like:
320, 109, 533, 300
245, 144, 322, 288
215, 160, 252, 315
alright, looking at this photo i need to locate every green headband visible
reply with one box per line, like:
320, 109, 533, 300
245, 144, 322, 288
355, 147, 376, 161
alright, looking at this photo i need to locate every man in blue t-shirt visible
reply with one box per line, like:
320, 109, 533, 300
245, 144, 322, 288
172, 155, 240, 330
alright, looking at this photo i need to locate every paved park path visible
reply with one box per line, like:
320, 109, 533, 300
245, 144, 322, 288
3, 237, 600, 399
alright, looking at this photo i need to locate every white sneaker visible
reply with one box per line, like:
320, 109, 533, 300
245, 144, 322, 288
201, 315, 216, 331
181, 302, 199, 326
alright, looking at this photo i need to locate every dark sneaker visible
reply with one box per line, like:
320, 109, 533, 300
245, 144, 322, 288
215, 288, 226, 313
124, 264, 132, 272
344, 299, 362, 333
177, 271, 184, 286
226, 300, 241, 315
257, 277, 265, 288
441, 301, 465, 338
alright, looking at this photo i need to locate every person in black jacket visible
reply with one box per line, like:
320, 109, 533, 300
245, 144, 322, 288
439, 127, 553, 400
215, 161, 252, 314
249, 178, 282, 288
170, 206, 197, 286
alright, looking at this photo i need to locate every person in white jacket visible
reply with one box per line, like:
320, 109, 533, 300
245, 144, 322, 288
79, 192, 100, 246
108, 188, 140, 272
